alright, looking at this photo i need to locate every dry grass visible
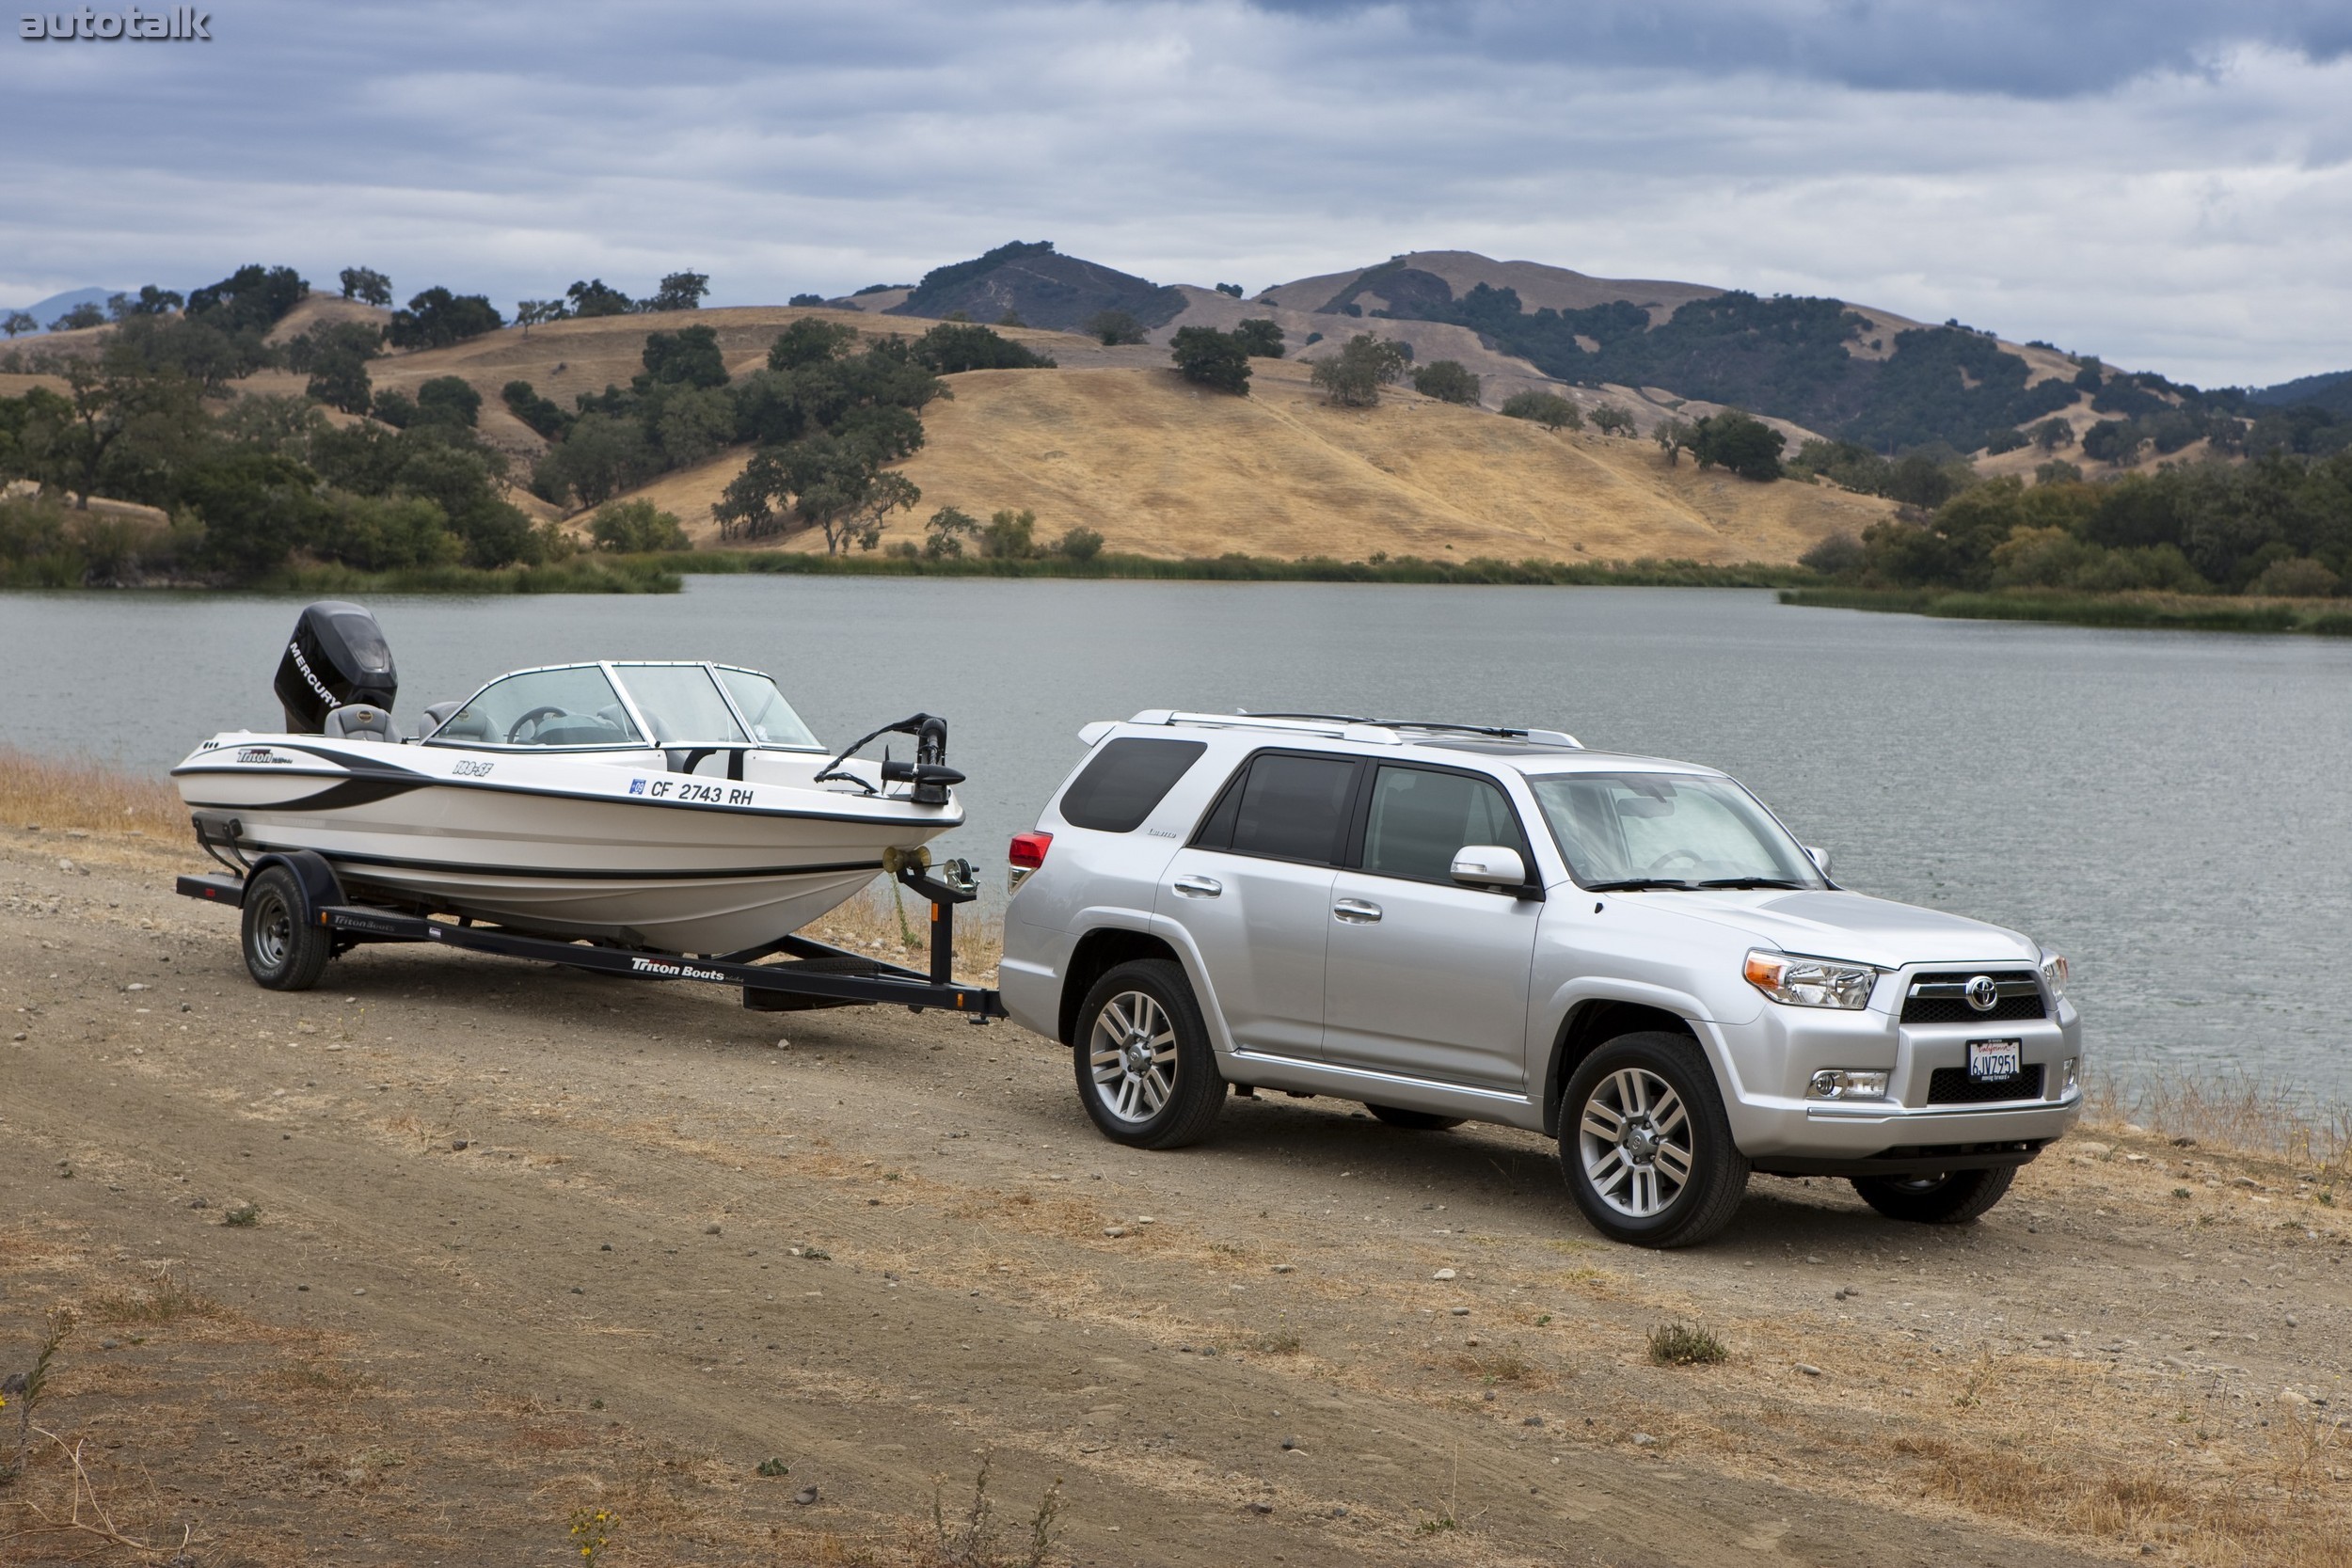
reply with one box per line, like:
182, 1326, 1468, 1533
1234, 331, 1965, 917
1645, 1321, 1727, 1367
2088, 1069, 2352, 1180
619, 358, 1893, 565
0, 747, 183, 841
806, 877, 1004, 975
84, 1269, 222, 1325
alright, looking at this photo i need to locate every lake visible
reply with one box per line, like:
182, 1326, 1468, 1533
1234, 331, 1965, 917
4, 578, 2346, 1101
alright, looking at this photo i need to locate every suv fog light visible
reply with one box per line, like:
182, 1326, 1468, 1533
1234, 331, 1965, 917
1806, 1069, 1890, 1101
2059, 1056, 2078, 1094
1745, 950, 1878, 1009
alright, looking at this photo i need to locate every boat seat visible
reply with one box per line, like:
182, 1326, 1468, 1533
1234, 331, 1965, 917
436, 709, 494, 741
323, 704, 396, 743
412, 700, 463, 740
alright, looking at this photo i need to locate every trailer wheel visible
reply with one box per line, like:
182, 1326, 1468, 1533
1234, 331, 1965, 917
242, 864, 333, 991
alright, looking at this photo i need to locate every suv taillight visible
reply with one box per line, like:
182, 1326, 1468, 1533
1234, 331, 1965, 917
1009, 832, 1053, 891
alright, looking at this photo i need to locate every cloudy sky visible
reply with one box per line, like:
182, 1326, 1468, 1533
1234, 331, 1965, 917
5, 0, 2351, 385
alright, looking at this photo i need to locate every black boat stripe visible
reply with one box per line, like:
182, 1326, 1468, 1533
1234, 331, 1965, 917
171, 750, 955, 829
211, 846, 891, 882
264, 778, 432, 813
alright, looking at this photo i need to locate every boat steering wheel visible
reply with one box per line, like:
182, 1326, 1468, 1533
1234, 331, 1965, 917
507, 705, 571, 743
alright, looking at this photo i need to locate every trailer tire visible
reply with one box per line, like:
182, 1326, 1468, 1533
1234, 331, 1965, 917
242, 864, 333, 991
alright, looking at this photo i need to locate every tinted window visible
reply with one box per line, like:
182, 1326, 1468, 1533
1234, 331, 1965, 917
1225, 753, 1357, 863
1060, 738, 1209, 832
1361, 767, 1527, 881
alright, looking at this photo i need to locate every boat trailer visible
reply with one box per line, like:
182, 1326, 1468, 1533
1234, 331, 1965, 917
174, 847, 1003, 1021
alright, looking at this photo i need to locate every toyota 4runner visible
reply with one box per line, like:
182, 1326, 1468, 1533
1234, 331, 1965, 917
999, 710, 2080, 1247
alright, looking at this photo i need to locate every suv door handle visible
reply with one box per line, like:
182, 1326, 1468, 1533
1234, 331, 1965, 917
1332, 898, 1382, 924
1172, 875, 1222, 898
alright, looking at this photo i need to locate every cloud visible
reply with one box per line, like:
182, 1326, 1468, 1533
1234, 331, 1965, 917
2, 1, 2350, 385
1245, 0, 2352, 98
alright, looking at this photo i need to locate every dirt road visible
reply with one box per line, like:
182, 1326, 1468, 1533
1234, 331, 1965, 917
3, 836, 2347, 1566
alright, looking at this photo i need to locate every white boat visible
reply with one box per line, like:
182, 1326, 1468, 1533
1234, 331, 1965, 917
171, 604, 963, 956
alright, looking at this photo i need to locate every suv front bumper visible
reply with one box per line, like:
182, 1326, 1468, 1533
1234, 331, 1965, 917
1708, 989, 2084, 1174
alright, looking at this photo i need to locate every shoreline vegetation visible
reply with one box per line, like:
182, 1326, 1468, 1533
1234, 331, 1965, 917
6, 743, 2345, 1180
1780, 585, 2352, 636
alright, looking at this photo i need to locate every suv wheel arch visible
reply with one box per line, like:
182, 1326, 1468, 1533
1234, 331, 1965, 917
1059, 927, 1184, 1046
1541, 999, 1698, 1137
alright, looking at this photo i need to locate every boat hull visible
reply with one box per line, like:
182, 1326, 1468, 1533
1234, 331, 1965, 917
172, 736, 960, 955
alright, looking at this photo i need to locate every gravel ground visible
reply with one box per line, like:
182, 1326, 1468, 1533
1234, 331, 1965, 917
3, 834, 2347, 1566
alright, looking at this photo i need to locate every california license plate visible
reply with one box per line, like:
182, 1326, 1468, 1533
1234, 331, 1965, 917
1967, 1037, 2024, 1081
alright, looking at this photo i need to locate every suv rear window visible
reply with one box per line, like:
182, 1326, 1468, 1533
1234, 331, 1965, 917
1199, 752, 1359, 863
1058, 738, 1208, 832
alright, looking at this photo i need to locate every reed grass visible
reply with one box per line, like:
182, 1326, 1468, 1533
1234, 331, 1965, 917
2087, 1069, 2352, 1180
0, 747, 183, 840
640, 548, 1820, 588
1782, 586, 2352, 637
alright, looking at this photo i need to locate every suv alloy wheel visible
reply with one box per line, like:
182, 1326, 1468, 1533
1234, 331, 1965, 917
1073, 959, 1225, 1149
1559, 1031, 1749, 1247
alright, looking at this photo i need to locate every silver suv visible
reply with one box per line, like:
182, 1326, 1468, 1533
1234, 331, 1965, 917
999, 711, 2081, 1246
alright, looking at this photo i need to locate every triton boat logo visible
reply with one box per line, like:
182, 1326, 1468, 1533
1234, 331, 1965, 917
1964, 974, 2000, 1012
19, 8, 211, 40
629, 956, 725, 982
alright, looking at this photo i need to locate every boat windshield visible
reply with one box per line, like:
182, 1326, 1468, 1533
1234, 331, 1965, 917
713, 666, 822, 751
433, 666, 644, 748
1529, 771, 1824, 890
612, 664, 748, 747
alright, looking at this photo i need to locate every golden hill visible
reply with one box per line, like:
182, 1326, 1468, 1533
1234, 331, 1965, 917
612, 353, 1896, 563
10, 303, 1894, 562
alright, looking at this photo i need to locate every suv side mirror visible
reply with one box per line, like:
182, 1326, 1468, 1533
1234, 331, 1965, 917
1804, 846, 1832, 877
1451, 845, 1527, 891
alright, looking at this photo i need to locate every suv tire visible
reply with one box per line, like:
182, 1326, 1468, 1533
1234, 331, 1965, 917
241, 863, 333, 991
1851, 1166, 2015, 1225
1559, 1031, 1748, 1248
1073, 959, 1224, 1150
1365, 1104, 1466, 1132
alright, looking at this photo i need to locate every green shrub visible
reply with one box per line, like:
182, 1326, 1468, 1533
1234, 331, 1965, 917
1500, 390, 1580, 431
1411, 360, 1481, 405
589, 498, 690, 553
1169, 326, 1251, 395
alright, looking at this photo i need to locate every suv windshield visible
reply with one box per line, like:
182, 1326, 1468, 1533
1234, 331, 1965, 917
1531, 772, 1822, 890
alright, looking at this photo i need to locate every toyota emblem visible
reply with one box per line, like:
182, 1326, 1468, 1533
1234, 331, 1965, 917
1964, 974, 2000, 1012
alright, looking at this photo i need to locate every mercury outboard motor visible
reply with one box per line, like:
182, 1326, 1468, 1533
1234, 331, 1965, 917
274, 601, 397, 733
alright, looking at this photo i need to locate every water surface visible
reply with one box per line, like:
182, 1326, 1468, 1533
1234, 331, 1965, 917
4, 579, 2345, 1099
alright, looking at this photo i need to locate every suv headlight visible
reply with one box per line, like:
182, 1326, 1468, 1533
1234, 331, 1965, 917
1744, 950, 1878, 1009
2039, 950, 2069, 999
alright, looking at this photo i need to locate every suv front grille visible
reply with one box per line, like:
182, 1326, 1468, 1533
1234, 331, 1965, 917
1902, 971, 2046, 1025
1926, 1065, 2046, 1104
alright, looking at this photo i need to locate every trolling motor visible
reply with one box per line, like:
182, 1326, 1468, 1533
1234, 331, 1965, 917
814, 712, 964, 805
273, 601, 397, 733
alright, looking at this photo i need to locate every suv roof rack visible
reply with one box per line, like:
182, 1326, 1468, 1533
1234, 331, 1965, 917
1111, 709, 1581, 749
1243, 712, 1581, 748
